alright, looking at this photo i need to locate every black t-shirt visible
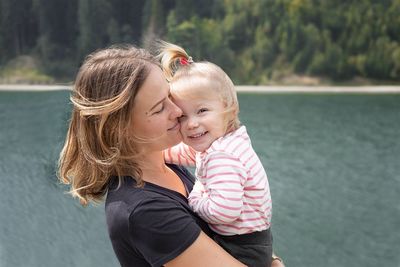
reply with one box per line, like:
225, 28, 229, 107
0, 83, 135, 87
105, 164, 212, 267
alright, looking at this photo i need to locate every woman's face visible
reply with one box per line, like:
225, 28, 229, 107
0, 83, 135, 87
131, 65, 183, 152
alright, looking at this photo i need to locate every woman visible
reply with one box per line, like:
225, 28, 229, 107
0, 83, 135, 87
58, 44, 284, 267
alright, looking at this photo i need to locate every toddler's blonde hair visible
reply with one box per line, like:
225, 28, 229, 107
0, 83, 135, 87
159, 41, 240, 134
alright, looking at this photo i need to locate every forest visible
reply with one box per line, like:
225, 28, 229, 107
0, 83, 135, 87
0, 0, 399, 84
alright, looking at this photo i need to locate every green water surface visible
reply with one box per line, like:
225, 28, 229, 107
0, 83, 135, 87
0, 90, 399, 267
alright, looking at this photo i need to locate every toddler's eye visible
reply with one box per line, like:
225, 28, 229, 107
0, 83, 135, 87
198, 108, 208, 114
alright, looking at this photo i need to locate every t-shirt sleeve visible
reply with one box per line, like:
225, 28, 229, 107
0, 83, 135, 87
188, 151, 246, 224
129, 197, 201, 267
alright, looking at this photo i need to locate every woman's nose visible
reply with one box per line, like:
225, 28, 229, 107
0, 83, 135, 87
169, 100, 183, 119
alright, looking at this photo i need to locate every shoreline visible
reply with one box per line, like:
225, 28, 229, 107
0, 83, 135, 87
236, 85, 400, 93
0, 84, 400, 93
0, 84, 72, 91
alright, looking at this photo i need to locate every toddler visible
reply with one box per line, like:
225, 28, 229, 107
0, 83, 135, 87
160, 42, 273, 267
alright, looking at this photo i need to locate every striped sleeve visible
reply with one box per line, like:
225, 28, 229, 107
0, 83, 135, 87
163, 142, 196, 167
188, 151, 246, 224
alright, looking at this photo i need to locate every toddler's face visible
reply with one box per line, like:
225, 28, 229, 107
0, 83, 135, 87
173, 94, 226, 152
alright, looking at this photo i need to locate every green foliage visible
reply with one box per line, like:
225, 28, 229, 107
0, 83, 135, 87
0, 55, 53, 84
0, 0, 399, 84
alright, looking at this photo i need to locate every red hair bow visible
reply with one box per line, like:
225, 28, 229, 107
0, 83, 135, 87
180, 57, 189, 65
179, 56, 193, 66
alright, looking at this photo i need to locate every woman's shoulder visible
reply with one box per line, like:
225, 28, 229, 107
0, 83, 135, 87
105, 178, 158, 226
105, 178, 188, 237
105, 176, 173, 211
105, 172, 193, 219
105, 164, 197, 230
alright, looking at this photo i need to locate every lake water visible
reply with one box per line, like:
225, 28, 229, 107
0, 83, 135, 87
0, 90, 399, 267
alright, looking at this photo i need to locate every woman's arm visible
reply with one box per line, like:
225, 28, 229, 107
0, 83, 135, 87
165, 231, 245, 267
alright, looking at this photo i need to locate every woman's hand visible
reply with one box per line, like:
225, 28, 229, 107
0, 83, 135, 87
271, 254, 285, 267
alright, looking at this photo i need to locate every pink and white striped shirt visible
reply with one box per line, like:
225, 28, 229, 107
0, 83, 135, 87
164, 126, 272, 235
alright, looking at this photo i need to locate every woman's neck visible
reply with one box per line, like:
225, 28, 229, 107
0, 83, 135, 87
139, 150, 187, 197
140, 151, 166, 174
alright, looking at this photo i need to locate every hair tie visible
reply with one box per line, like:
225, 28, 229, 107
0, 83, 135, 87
180, 56, 193, 66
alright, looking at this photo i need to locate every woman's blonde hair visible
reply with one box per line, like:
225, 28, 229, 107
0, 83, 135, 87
159, 41, 240, 134
58, 45, 157, 205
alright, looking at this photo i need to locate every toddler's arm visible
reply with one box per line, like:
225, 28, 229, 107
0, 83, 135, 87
188, 151, 246, 224
163, 142, 196, 166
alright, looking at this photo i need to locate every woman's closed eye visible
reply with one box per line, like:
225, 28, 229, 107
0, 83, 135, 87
152, 104, 164, 115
